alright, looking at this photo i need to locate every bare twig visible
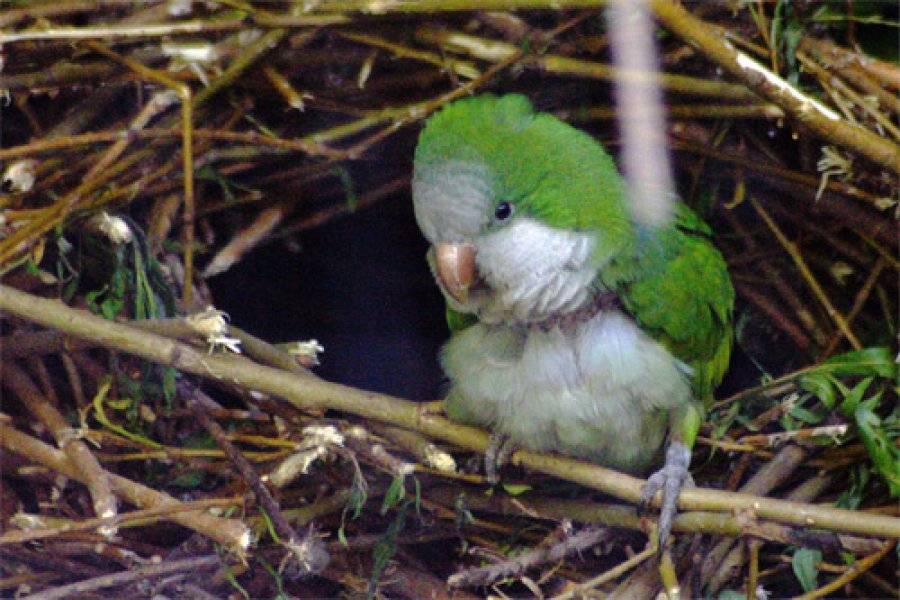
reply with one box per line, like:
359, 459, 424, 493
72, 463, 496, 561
21, 555, 221, 600
0, 424, 250, 553
449, 526, 610, 588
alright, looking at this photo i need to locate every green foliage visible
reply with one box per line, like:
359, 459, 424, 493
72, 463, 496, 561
259, 508, 281, 543
91, 376, 162, 450
80, 221, 174, 322
791, 547, 822, 593
453, 492, 475, 530
84, 245, 128, 319
771, 0, 805, 85
808, 1, 898, 62
368, 500, 411, 600
810, 2, 900, 29
797, 347, 899, 496
338, 462, 369, 546
167, 470, 206, 488
258, 558, 290, 600
835, 465, 870, 509
196, 165, 255, 205
331, 165, 358, 211
381, 473, 407, 514
221, 560, 252, 600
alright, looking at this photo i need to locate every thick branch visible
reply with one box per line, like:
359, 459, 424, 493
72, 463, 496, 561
649, 0, 900, 173
0, 284, 898, 540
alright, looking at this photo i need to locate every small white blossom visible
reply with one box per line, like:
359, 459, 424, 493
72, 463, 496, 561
87, 212, 133, 245
185, 306, 242, 354
815, 146, 852, 201
285, 339, 325, 365
3, 159, 38, 192
166, 0, 193, 16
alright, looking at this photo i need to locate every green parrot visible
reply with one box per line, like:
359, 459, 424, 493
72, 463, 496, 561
411, 94, 734, 545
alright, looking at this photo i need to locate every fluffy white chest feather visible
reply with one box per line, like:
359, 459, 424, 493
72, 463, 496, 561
441, 311, 692, 472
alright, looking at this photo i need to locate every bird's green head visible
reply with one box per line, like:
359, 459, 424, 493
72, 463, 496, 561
413, 94, 632, 240
412, 94, 636, 325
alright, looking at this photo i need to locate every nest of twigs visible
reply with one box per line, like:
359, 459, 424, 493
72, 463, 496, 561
0, 1, 897, 599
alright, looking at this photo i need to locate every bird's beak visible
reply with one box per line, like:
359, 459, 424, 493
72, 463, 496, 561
434, 242, 476, 304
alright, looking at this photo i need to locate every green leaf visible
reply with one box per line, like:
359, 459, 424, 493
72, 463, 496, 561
162, 367, 177, 404
855, 403, 900, 497
100, 297, 123, 320
502, 483, 533, 496
712, 402, 742, 440
24, 259, 42, 276
717, 591, 746, 600
780, 411, 797, 432
788, 405, 826, 425
168, 470, 204, 488
339, 468, 369, 544
381, 474, 406, 514
835, 465, 869, 509
815, 347, 896, 379
838, 377, 874, 416
798, 371, 836, 409
220, 561, 251, 600
811, 5, 900, 27
792, 548, 822, 593
62, 278, 79, 303
259, 508, 281, 543
85, 286, 107, 313
368, 503, 408, 600
331, 166, 357, 211
413, 477, 422, 517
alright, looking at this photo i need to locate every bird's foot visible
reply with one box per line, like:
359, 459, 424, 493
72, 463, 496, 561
639, 441, 693, 550
484, 433, 517, 485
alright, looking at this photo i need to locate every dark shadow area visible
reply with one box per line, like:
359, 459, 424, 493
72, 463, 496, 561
208, 191, 448, 401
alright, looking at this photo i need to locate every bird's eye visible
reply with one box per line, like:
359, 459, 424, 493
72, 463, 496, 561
494, 202, 513, 221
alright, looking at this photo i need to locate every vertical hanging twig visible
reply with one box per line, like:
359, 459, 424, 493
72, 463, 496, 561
608, 0, 676, 227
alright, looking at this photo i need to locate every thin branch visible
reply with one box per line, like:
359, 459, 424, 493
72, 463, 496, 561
795, 540, 896, 600
2, 362, 118, 536
416, 26, 760, 101
449, 526, 610, 588
21, 555, 221, 600
0, 497, 242, 546
749, 196, 862, 350
0, 424, 250, 553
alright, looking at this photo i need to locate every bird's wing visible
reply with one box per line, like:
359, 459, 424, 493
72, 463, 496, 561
614, 203, 734, 404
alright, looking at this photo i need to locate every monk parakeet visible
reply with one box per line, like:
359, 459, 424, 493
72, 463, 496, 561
411, 94, 734, 545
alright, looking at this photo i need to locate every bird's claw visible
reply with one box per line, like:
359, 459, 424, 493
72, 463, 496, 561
639, 441, 693, 550
484, 433, 516, 484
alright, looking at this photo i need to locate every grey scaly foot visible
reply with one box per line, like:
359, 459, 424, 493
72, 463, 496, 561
639, 441, 693, 549
484, 433, 517, 484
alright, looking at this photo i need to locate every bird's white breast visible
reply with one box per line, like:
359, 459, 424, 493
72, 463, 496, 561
441, 310, 692, 472
436, 217, 604, 326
